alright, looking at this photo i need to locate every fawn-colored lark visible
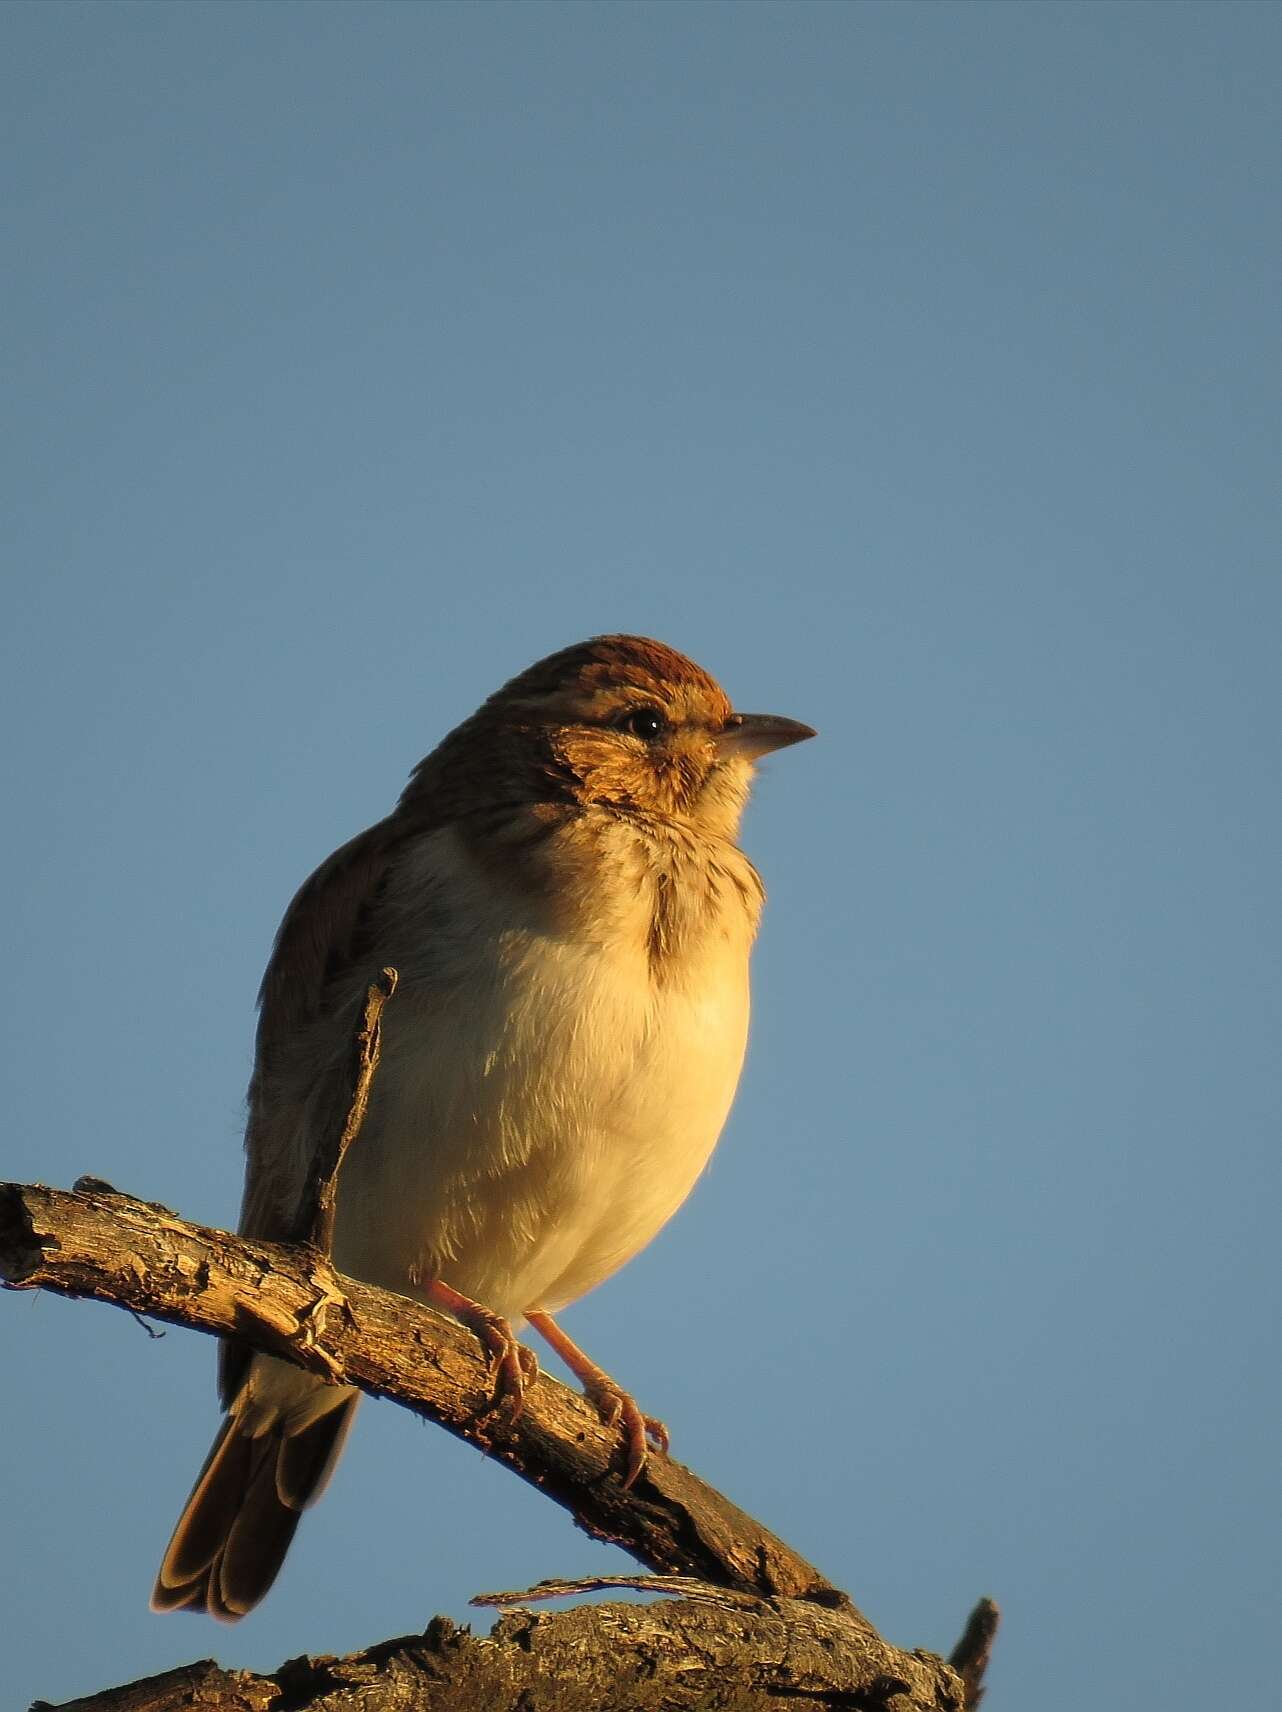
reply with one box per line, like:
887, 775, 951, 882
154, 635, 814, 1620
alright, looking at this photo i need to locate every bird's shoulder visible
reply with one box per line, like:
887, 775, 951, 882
253, 812, 414, 1062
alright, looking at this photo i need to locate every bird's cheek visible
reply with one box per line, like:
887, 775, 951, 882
698, 763, 753, 836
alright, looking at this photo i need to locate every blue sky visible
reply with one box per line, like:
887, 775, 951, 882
3, 4, 1278, 1707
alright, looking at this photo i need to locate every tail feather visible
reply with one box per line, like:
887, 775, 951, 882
215, 1436, 307, 1620
277, 1399, 357, 1510
153, 1379, 358, 1622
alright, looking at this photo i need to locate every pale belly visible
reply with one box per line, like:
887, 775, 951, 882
331, 927, 751, 1321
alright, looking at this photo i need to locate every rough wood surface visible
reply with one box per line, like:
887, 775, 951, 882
0, 1180, 843, 1603
36, 1590, 964, 1712
4, 1181, 989, 1712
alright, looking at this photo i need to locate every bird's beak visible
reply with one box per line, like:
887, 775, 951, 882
717, 712, 817, 761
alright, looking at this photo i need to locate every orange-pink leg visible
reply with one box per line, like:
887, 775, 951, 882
424, 1278, 538, 1415
525, 1309, 669, 1488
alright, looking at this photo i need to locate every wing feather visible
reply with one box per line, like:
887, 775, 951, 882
221, 812, 416, 1405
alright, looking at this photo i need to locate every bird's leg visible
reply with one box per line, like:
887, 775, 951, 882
524, 1309, 669, 1488
424, 1279, 538, 1416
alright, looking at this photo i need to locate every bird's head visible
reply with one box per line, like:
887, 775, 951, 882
442, 635, 814, 840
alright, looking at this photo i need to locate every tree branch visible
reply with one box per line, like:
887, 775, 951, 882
0, 1179, 844, 1603
36, 1588, 964, 1712
4, 1180, 994, 1711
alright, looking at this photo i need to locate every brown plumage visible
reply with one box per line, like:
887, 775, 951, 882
153, 636, 813, 1620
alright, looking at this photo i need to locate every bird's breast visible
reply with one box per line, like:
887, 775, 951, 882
331, 821, 757, 1318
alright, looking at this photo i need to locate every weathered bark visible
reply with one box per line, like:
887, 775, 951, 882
36, 1588, 963, 1712
3, 1182, 988, 1711
0, 1179, 838, 1600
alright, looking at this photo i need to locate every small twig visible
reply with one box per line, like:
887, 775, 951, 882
472, 1573, 767, 1610
308, 965, 398, 1255
127, 1309, 165, 1339
283, 965, 400, 1371
948, 1595, 1000, 1708
289, 1264, 352, 1382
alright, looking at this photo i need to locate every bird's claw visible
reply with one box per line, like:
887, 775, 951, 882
585, 1381, 669, 1488
481, 1325, 538, 1418
423, 1279, 538, 1419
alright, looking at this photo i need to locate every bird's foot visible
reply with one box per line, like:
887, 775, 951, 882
524, 1308, 669, 1489
424, 1279, 538, 1417
476, 1317, 539, 1416
583, 1379, 669, 1489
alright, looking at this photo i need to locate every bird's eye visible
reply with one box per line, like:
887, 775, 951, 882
617, 706, 668, 741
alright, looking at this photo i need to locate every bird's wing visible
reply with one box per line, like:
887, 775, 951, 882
240, 813, 413, 1239
222, 812, 416, 1405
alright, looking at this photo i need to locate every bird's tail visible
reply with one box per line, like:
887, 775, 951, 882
152, 1355, 358, 1622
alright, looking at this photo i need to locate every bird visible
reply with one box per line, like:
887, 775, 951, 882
152, 634, 814, 1621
